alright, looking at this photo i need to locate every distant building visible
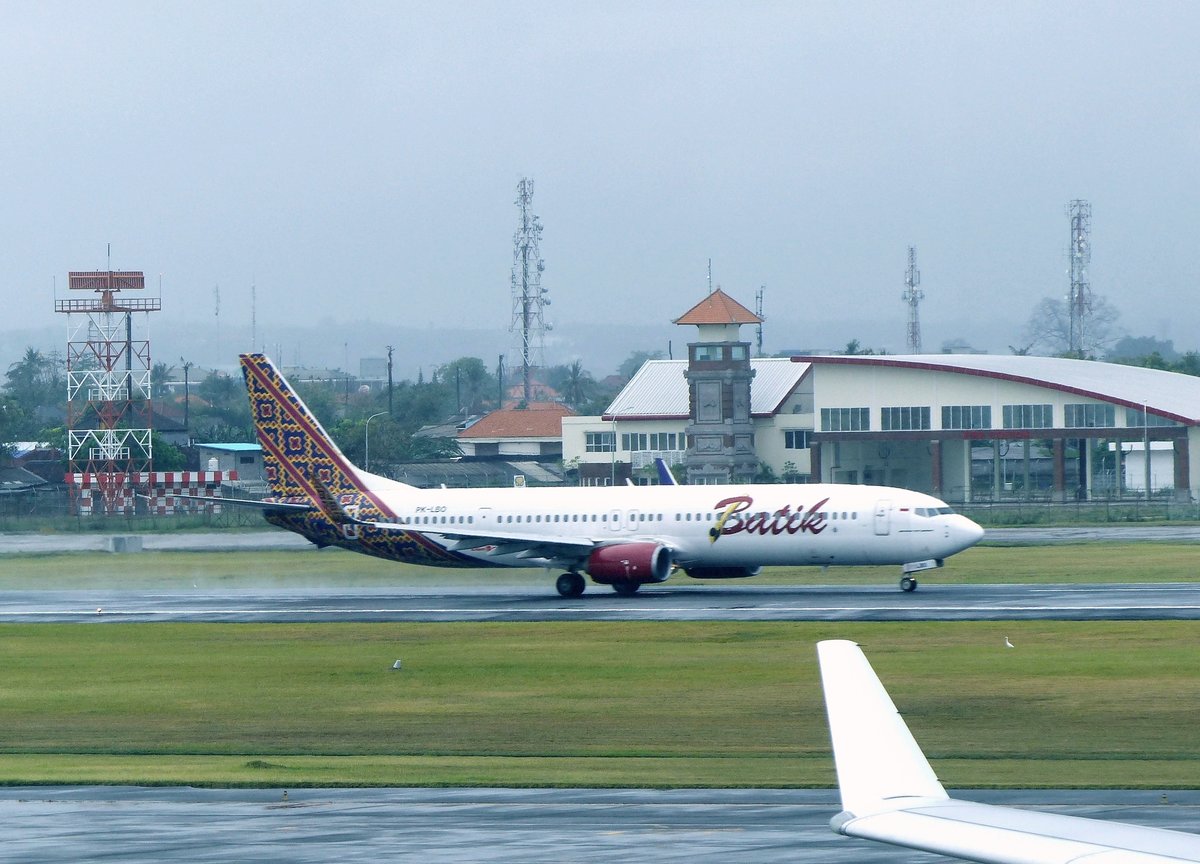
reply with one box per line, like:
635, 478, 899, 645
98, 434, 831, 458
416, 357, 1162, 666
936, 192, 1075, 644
195, 443, 265, 482
673, 288, 762, 484
457, 403, 576, 460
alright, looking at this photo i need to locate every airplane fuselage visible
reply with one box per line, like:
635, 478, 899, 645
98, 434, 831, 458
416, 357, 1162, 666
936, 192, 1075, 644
268, 477, 982, 573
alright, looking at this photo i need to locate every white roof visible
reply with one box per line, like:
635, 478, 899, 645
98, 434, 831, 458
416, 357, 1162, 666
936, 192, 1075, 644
604, 358, 809, 419
801, 354, 1200, 424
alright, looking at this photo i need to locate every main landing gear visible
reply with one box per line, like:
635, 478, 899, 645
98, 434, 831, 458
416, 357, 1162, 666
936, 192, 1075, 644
555, 573, 642, 597
899, 576, 918, 592
556, 572, 585, 598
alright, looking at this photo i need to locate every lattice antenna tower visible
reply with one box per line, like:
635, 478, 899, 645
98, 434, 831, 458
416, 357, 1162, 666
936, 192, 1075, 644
754, 285, 765, 356
902, 246, 923, 353
56, 267, 160, 514
1068, 199, 1092, 356
509, 178, 551, 405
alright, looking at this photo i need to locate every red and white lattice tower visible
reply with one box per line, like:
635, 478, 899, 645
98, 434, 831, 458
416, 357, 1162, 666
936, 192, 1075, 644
56, 270, 161, 515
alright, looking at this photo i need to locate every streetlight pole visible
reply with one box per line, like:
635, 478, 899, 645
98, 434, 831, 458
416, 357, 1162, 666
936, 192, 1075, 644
610, 411, 617, 486
364, 411, 387, 472
1143, 401, 1151, 500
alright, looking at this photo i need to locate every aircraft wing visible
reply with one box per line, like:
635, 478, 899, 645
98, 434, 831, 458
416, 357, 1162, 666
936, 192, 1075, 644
306, 474, 605, 562
816, 639, 1200, 864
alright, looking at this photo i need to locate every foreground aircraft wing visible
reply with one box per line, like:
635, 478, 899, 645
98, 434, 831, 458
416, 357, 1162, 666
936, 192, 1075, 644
816, 639, 1200, 864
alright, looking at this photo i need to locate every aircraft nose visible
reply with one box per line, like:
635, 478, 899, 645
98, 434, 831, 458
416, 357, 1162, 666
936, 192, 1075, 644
951, 515, 985, 550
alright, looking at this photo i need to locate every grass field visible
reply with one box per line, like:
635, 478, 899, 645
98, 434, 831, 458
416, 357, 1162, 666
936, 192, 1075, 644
1, 619, 1199, 788
1, 542, 1199, 788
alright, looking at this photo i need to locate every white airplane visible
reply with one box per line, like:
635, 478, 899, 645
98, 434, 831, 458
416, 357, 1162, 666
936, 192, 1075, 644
817, 639, 1200, 863
236, 353, 984, 597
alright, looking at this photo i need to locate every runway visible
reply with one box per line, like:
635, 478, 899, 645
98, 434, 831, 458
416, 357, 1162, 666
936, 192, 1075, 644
3, 582, 1200, 623
5, 787, 1200, 864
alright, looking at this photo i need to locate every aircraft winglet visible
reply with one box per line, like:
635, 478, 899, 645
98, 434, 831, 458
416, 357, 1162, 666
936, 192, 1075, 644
816, 640, 1200, 863
816, 640, 947, 818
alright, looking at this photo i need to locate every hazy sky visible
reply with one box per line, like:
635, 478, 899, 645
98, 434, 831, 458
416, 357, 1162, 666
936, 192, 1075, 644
3, 1, 1199, 374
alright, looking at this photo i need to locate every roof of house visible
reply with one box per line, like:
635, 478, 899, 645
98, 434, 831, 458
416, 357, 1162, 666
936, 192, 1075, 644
195, 442, 262, 453
603, 358, 810, 419
673, 288, 762, 326
794, 354, 1200, 424
457, 403, 577, 440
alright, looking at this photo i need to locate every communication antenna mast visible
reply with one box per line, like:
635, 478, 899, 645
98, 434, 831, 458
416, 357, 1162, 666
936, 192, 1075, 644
1068, 199, 1092, 356
509, 178, 550, 405
250, 280, 257, 352
902, 246, 924, 353
754, 285, 765, 356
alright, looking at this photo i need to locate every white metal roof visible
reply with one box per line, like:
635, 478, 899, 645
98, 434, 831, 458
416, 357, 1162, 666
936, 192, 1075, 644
604, 358, 810, 419
799, 354, 1200, 424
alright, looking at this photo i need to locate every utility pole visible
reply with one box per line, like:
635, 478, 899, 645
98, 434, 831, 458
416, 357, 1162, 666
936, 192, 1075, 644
386, 345, 394, 416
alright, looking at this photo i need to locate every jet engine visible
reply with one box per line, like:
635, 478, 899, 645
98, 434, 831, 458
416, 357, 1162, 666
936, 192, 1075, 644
586, 542, 672, 585
682, 565, 762, 579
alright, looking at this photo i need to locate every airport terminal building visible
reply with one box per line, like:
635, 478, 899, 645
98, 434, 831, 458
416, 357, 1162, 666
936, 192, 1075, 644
562, 352, 1200, 502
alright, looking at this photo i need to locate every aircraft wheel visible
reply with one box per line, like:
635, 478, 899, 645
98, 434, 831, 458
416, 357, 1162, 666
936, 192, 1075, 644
556, 572, 586, 598
900, 576, 918, 593
612, 580, 640, 597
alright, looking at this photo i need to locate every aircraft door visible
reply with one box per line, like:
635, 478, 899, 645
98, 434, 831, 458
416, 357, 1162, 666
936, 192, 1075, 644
623, 509, 640, 531
607, 509, 623, 531
873, 500, 891, 536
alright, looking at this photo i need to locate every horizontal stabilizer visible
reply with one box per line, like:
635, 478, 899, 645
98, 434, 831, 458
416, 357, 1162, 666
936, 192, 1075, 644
138, 492, 312, 513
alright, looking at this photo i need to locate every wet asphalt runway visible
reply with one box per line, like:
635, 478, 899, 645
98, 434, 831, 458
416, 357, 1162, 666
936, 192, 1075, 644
5, 787, 1200, 864
3, 582, 1200, 623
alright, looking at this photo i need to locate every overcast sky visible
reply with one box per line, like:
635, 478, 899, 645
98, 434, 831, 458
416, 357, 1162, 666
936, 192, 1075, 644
3, 1, 1198, 374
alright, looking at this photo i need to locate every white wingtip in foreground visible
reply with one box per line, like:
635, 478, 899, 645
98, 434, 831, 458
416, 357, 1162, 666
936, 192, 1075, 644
816, 639, 1200, 864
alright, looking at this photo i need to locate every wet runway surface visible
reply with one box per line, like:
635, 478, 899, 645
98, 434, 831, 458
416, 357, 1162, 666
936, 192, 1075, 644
5, 787, 1200, 864
4, 582, 1200, 623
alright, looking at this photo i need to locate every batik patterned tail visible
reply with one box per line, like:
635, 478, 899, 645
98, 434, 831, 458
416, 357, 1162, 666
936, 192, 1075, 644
240, 353, 372, 507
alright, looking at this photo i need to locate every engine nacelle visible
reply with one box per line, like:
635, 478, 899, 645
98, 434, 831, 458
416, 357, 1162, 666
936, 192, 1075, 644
682, 565, 762, 580
586, 542, 673, 585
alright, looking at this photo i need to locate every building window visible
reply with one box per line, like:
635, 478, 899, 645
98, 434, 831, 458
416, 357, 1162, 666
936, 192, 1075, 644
692, 345, 722, 361
1124, 407, 1178, 428
238, 455, 256, 464
881, 406, 931, 431
621, 432, 649, 452
586, 431, 615, 453
784, 430, 810, 449
820, 407, 870, 431
942, 405, 992, 430
729, 345, 748, 360
648, 432, 681, 450
1064, 403, 1115, 428
1002, 404, 1053, 429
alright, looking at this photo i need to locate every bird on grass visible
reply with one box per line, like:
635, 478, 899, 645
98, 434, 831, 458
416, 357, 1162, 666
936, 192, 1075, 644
1004, 636, 1015, 648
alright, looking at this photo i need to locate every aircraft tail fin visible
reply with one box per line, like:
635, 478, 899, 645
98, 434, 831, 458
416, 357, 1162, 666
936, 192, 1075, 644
816, 640, 947, 818
653, 457, 678, 486
239, 353, 405, 508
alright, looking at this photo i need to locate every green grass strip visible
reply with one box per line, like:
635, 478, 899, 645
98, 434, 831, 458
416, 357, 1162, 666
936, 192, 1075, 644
1, 621, 1199, 787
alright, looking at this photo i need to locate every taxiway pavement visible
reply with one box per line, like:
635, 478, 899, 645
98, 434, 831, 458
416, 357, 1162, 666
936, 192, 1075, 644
4, 788, 1200, 864
2, 582, 1199, 623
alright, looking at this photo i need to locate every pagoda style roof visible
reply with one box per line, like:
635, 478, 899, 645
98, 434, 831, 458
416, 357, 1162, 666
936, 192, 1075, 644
673, 288, 762, 326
